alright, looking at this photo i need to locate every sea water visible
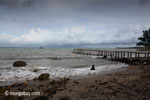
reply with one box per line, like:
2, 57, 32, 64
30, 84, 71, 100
0, 47, 127, 86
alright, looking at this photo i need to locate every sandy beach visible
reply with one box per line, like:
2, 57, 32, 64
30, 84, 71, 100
0, 58, 150, 100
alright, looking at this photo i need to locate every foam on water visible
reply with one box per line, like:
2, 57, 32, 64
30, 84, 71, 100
0, 48, 130, 86
0, 63, 128, 86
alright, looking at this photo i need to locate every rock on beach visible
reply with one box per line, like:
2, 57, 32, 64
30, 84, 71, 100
38, 73, 50, 81
13, 61, 26, 67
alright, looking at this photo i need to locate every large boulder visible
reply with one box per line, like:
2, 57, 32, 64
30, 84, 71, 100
38, 73, 50, 81
13, 61, 26, 67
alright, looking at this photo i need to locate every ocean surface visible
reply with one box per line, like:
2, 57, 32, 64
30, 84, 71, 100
0, 48, 127, 86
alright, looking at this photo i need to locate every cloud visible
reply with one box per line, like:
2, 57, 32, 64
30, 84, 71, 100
0, 23, 148, 47
0, 0, 149, 11
0, 0, 149, 47
0, 0, 150, 26
0, 0, 41, 8
139, 0, 150, 6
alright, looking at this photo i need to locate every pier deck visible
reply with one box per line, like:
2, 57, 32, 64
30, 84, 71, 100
73, 49, 150, 59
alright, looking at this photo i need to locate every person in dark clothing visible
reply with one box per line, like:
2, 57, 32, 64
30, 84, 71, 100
91, 64, 95, 70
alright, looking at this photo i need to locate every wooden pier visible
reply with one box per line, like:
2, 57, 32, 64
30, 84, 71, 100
73, 49, 150, 59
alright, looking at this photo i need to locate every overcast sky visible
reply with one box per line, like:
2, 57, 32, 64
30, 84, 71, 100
0, 0, 150, 47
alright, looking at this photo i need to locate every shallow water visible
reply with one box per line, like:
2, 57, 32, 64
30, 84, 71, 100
0, 48, 127, 86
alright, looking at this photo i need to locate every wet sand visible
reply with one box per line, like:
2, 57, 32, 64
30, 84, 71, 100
0, 59, 150, 100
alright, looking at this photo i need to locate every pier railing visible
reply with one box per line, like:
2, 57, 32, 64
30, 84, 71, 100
73, 49, 150, 59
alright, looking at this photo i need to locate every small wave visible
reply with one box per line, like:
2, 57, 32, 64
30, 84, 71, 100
0, 63, 128, 86
71, 65, 90, 68
0, 56, 73, 60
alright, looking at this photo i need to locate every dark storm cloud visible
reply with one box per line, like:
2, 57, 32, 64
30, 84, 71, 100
0, 0, 148, 8
0, 0, 22, 8
0, 0, 44, 8
0, 0, 150, 26
0, 0, 149, 16
139, 0, 150, 6
0, 0, 150, 47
